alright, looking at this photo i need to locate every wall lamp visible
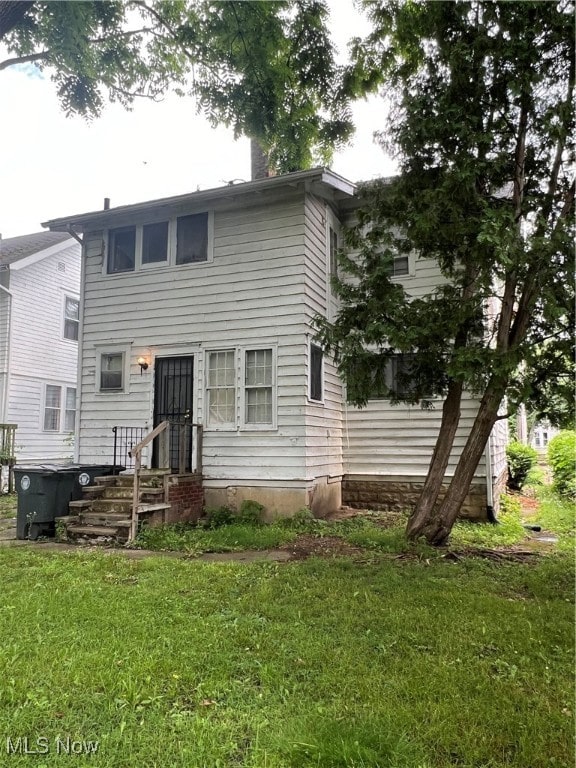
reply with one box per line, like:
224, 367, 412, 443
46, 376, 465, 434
137, 356, 149, 374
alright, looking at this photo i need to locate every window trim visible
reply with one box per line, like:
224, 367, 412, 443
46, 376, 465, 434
42, 383, 62, 432
388, 252, 415, 280
206, 348, 237, 431
104, 212, 214, 275
95, 345, 132, 394
63, 294, 80, 342
241, 347, 276, 430
204, 345, 277, 432
309, 343, 324, 403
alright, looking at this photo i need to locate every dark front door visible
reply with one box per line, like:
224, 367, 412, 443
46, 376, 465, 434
153, 356, 194, 472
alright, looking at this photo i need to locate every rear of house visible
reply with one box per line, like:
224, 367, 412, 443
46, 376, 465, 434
0, 232, 80, 463
44, 170, 506, 520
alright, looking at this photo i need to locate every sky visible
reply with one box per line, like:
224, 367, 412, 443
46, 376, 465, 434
0, 3, 395, 239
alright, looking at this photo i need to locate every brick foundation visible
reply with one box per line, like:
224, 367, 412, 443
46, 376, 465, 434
166, 473, 204, 524
342, 476, 489, 521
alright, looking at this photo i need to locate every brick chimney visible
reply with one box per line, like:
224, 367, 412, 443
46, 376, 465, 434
251, 139, 276, 180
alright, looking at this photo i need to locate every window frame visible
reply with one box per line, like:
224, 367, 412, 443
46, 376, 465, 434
43, 384, 62, 432
309, 343, 324, 403
104, 212, 213, 275
242, 347, 275, 429
387, 252, 415, 280
204, 345, 277, 432
95, 345, 132, 394
64, 386, 77, 432
206, 349, 237, 430
63, 294, 80, 342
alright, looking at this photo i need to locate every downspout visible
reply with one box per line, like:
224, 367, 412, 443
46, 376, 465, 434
484, 436, 498, 523
0, 282, 13, 424
72, 229, 85, 463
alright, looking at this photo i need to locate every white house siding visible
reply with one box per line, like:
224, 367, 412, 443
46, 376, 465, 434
6, 245, 80, 461
301, 195, 343, 513
78, 195, 321, 508
0, 287, 11, 420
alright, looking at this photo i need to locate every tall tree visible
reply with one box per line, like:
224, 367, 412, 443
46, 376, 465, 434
0, 0, 352, 171
317, 0, 574, 544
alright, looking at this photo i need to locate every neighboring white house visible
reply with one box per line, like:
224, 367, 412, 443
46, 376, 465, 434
0, 231, 81, 462
42, 168, 507, 519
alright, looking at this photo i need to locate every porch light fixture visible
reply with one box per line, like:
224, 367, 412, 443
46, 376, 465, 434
137, 356, 149, 374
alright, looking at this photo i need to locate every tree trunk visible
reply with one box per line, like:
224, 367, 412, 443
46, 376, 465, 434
405, 379, 463, 539
420, 379, 507, 546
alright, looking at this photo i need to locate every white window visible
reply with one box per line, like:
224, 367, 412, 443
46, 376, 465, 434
106, 212, 211, 274
64, 387, 76, 432
205, 347, 276, 430
389, 254, 410, 277
64, 296, 79, 340
207, 350, 236, 427
365, 353, 418, 400
43, 385, 61, 431
100, 352, 124, 391
310, 344, 323, 402
244, 349, 273, 425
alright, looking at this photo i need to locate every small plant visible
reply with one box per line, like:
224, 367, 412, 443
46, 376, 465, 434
237, 499, 265, 525
203, 505, 234, 529
506, 440, 538, 490
547, 431, 576, 499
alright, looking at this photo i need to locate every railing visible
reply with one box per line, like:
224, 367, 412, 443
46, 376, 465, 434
112, 426, 146, 474
127, 421, 170, 544
122, 421, 203, 544
0, 423, 17, 494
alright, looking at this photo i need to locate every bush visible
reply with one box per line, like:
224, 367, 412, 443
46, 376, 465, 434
237, 499, 265, 525
506, 441, 538, 490
547, 431, 576, 499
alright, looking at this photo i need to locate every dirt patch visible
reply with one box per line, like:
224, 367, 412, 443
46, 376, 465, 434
279, 534, 368, 561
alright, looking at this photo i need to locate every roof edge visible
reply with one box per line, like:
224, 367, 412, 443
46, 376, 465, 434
43, 168, 356, 233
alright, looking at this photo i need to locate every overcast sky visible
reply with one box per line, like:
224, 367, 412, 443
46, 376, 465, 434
0, 3, 394, 238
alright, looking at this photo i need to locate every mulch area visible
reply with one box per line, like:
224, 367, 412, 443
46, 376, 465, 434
278, 534, 368, 561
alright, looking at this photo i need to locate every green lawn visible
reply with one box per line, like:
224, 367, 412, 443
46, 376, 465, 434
0, 538, 573, 767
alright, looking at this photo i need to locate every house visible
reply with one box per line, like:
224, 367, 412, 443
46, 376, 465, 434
42, 166, 507, 522
0, 231, 81, 464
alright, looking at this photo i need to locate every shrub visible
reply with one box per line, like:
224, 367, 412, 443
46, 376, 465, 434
204, 506, 234, 528
547, 431, 576, 499
506, 441, 538, 490
237, 499, 265, 525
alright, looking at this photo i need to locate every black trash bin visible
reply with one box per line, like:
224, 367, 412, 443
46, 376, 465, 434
14, 464, 117, 540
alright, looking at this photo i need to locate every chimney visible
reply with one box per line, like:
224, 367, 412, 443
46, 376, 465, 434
103, 197, 110, 210
251, 139, 276, 180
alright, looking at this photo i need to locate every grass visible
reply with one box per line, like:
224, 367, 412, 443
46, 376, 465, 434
0, 546, 572, 767
0, 493, 16, 519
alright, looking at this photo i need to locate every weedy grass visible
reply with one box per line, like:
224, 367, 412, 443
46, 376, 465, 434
135, 520, 298, 553
0, 541, 573, 767
0, 493, 16, 519
532, 488, 575, 553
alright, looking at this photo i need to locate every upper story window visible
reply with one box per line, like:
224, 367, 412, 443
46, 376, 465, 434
329, 226, 339, 280
63, 296, 79, 340
106, 212, 210, 274
176, 213, 208, 264
108, 227, 136, 273
142, 221, 168, 265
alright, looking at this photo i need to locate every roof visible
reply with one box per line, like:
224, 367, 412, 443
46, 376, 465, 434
42, 168, 356, 233
0, 231, 73, 266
